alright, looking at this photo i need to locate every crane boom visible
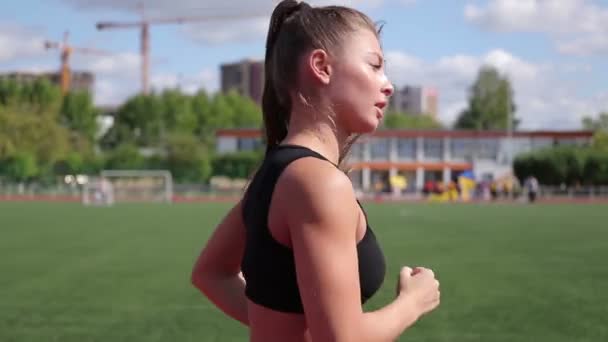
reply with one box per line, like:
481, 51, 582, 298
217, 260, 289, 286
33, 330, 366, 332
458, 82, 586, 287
97, 11, 267, 29
96, 7, 269, 94
44, 31, 111, 94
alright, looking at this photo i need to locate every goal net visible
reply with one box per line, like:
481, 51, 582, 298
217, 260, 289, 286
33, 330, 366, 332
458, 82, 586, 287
82, 177, 115, 206
82, 170, 173, 205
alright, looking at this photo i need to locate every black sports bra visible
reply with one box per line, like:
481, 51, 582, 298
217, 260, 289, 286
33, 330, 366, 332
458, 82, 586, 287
241, 144, 386, 313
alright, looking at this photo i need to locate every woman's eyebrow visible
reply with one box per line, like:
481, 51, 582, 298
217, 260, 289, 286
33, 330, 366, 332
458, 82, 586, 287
367, 51, 385, 63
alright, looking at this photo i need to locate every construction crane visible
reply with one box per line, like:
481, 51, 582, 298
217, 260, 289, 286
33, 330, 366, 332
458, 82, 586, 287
44, 31, 110, 95
96, 4, 269, 95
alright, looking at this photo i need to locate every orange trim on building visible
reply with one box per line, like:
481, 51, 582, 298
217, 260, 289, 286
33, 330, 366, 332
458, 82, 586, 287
348, 161, 472, 171
216, 128, 594, 139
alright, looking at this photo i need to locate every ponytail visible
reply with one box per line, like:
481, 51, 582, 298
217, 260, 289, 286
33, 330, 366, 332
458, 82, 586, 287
262, 0, 310, 153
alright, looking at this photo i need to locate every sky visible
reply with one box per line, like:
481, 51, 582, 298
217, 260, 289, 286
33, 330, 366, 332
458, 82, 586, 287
1, 0, 607, 130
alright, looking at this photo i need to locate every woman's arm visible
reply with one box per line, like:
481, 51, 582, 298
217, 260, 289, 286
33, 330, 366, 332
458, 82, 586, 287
280, 159, 440, 341
191, 200, 249, 326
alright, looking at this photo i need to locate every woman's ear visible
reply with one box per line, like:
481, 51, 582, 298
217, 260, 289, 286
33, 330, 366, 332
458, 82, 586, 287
307, 49, 332, 85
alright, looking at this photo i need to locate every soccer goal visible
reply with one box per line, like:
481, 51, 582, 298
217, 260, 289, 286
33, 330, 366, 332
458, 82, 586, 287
82, 170, 173, 205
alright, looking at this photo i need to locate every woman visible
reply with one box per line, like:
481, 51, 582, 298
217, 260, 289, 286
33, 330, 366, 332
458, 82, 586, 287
191, 1, 440, 341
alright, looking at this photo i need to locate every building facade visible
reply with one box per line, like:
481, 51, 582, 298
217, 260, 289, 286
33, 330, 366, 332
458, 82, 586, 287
0, 71, 94, 93
216, 128, 593, 192
220, 59, 264, 106
389, 85, 438, 118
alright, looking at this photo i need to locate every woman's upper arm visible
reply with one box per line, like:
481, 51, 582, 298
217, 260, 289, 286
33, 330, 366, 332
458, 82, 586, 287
192, 200, 246, 278
282, 164, 364, 342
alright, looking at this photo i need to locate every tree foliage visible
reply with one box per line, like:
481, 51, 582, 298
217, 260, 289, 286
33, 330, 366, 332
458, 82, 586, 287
383, 112, 442, 129
514, 146, 608, 186
455, 66, 519, 130
581, 112, 608, 150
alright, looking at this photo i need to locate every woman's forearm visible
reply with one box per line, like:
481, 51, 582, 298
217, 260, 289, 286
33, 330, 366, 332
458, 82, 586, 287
359, 294, 421, 342
192, 272, 249, 326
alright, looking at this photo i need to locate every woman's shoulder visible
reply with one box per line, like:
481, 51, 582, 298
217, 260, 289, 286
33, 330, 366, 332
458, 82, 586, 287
275, 156, 358, 220
284, 155, 352, 191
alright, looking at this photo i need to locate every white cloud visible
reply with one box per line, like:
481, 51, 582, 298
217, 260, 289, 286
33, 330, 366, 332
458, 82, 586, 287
385, 48, 605, 129
62, 0, 398, 44
94, 78, 126, 106
62, 0, 388, 14
557, 33, 608, 56
183, 17, 270, 45
464, 0, 608, 56
39, 47, 216, 105
0, 24, 46, 62
81, 52, 141, 78
93, 68, 218, 106
150, 68, 218, 94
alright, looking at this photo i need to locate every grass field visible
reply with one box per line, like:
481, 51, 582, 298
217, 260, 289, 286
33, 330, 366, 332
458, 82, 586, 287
1, 201, 607, 342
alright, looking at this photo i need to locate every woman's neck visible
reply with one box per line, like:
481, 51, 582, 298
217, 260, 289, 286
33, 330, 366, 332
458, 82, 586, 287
281, 103, 349, 166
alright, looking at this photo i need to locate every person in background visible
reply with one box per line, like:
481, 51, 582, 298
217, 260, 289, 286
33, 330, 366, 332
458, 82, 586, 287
524, 175, 540, 203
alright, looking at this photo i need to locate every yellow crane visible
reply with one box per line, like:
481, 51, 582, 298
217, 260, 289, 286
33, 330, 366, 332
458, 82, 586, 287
44, 31, 110, 95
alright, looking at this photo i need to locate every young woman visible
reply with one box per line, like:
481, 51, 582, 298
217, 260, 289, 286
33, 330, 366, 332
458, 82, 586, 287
191, 1, 440, 341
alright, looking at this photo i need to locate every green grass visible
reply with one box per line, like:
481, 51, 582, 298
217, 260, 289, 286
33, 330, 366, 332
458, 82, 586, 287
1, 201, 607, 341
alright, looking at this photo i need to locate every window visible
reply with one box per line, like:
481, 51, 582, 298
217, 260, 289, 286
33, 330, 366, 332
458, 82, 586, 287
450, 138, 476, 160
237, 137, 261, 151
531, 138, 553, 150
397, 138, 416, 160
423, 138, 443, 160
555, 138, 587, 147
477, 138, 499, 160
371, 170, 389, 192
370, 138, 390, 160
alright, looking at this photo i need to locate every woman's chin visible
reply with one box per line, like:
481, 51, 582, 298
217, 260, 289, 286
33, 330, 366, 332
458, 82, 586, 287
348, 117, 381, 135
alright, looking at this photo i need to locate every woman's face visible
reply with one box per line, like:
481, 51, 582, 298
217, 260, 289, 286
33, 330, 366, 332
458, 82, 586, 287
325, 28, 394, 135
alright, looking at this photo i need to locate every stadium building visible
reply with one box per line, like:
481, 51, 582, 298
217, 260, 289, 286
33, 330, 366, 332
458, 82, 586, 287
215, 128, 593, 193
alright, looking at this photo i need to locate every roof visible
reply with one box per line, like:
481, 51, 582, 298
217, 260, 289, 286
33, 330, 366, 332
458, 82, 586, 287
216, 128, 594, 139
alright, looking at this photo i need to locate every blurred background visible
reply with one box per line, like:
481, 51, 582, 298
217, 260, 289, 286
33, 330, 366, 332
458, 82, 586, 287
1, 0, 607, 341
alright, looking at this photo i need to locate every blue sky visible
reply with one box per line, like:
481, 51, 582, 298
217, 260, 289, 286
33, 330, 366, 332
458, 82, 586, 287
1, 0, 607, 129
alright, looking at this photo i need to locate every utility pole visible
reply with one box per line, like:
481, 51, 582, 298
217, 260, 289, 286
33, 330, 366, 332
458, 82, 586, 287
506, 85, 513, 166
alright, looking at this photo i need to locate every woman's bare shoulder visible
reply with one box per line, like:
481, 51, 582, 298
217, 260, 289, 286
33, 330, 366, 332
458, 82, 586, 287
275, 156, 359, 226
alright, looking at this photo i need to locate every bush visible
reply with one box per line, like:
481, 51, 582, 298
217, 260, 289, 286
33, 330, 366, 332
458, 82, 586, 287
0, 152, 39, 182
211, 150, 263, 180
514, 146, 608, 185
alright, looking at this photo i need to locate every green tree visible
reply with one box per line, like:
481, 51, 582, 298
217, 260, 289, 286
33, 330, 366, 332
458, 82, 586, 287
0, 152, 39, 182
165, 133, 211, 182
383, 112, 442, 129
582, 112, 608, 131
60, 91, 99, 142
0, 78, 62, 117
223, 90, 263, 128
104, 143, 145, 170
161, 89, 197, 134
211, 150, 263, 179
0, 104, 70, 166
582, 151, 608, 185
455, 66, 519, 130
592, 131, 608, 150
582, 112, 608, 150
192, 89, 211, 141
100, 88, 263, 151
514, 146, 608, 186
101, 94, 164, 148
